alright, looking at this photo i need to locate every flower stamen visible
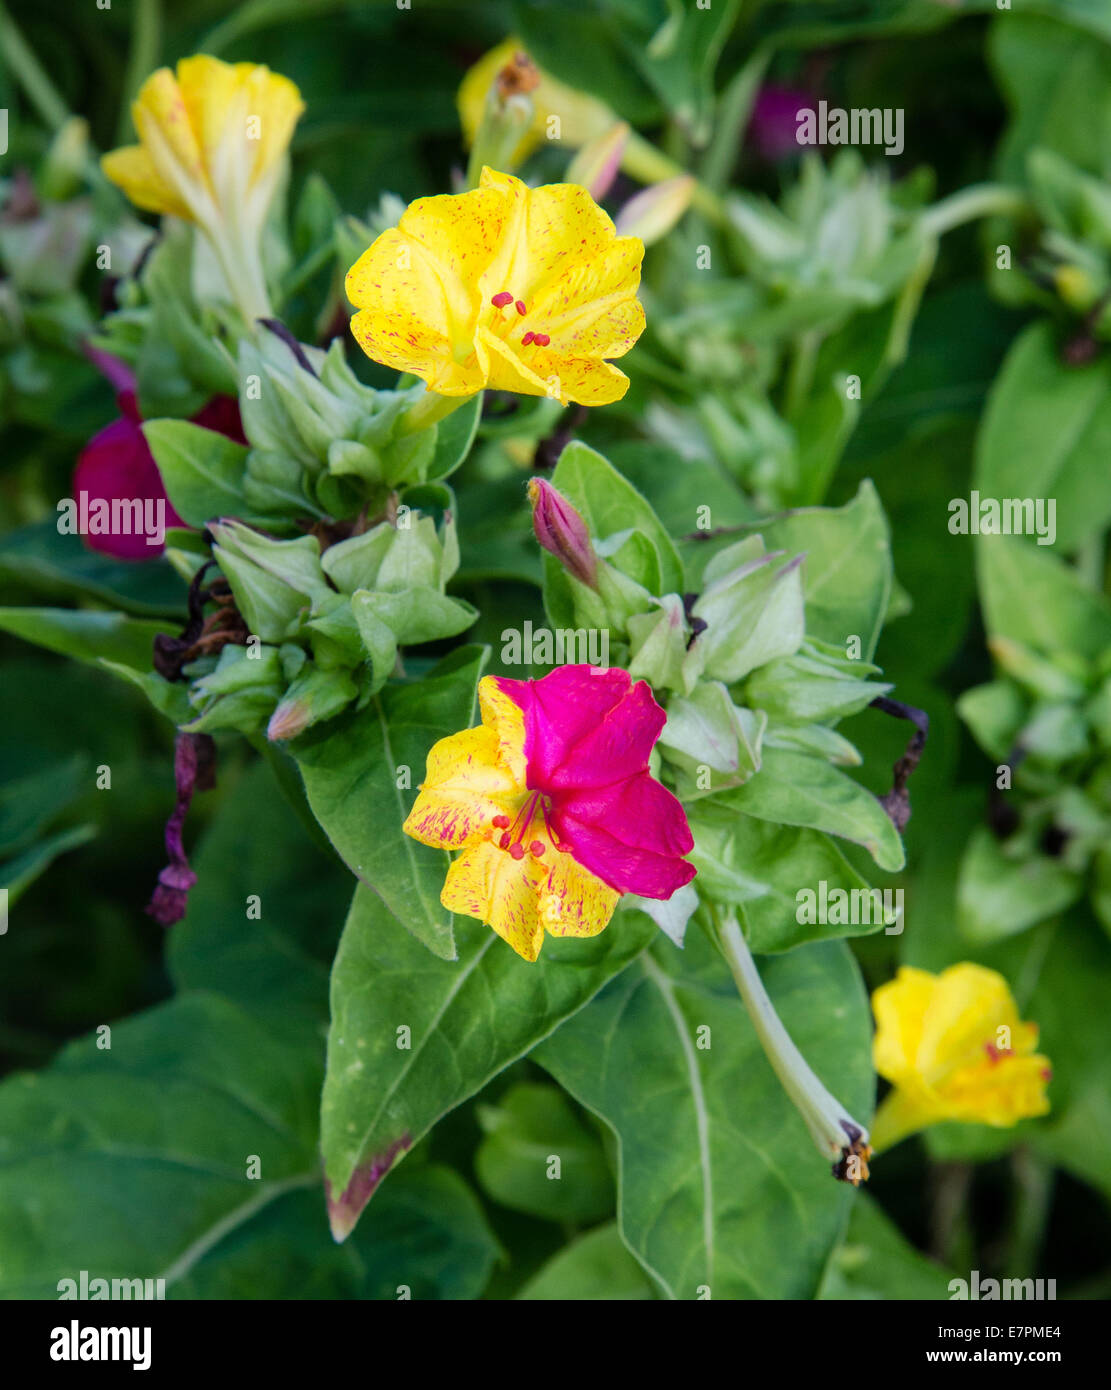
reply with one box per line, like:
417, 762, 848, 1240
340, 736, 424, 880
490, 292, 514, 308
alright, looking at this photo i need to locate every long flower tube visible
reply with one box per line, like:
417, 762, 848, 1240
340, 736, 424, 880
714, 908, 872, 1183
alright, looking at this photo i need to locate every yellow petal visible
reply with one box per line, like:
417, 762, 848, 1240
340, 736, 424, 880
477, 676, 527, 784
539, 849, 619, 938
916, 963, 1023, 1083
872, 966, 936, 1088
100, 144, 193, 220
403, 725, 522, 849
441, 840, 547, 961
541, 355, 632, 406
241, 64, 305, 185
130, 67, 211, 221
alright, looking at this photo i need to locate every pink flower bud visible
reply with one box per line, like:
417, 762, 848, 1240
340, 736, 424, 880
528, 477, 597, 589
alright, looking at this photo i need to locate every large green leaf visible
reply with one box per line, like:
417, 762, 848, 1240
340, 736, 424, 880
975, 322, 1111, 553
976, 534, 1111, 659
0, 989, 496, 1299
534, 927, 874, 1299
0, 606, 165, 671
0, 521, 185, 618
320, 886, 655, 1241
518, 1221, 656, 1300
711, 747, 906, 873
475, 1081, 614, 1223
143, 419, 251, 529
818, 1194, 954, 1300
293, 646, 488, 960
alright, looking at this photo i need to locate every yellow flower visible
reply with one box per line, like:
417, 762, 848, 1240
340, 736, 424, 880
102, 55, 304, 321
458, 38, 616, 165
870, 964, 1051, 1152
345, 167, 645, 407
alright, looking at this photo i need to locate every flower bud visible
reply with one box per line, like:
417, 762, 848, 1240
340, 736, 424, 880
614, 175, 695, 246
566, 123, 630, 201
528, 477, 597, 589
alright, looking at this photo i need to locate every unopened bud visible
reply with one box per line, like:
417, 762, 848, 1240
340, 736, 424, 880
614, 175, 695, 246
566, 123, 630, 201
528, 477, 597, 589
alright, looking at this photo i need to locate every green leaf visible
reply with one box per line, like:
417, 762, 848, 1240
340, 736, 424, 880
475, 1081, 614, 1223
688, 802, 893, 951
320, 885, 655, 1241
0, 521, 185, 618
956, 826, 1082, 945
427, 393, 483, 481
143, 419, 251, 528
0, 992, 320, 1298
977, 534, 1111, 660
975, 322, 1111, 552
818, 1194, 955, 1300
711, 747, 905, 873
0, 606, 165, 670
170, 1166, 500, 1300
755, 481, 893, 661
518, 1222, 656, 1300
293, 646, 489, 960
534, 927, 874, 1299
0, 824, 96, 903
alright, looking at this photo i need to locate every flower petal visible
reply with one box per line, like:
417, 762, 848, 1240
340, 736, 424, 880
477, 675, 527, 784
403, 725, 521, 849
538, 850, 619, 939
100, 144, 193, 220
441, 840, 547, 961
73, 416, 184, 561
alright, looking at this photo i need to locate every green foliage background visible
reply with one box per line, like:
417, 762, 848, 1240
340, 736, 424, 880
1, 0, 1110, 1300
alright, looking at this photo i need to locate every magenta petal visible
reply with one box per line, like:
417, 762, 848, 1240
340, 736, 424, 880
192, 393, 248, 445
552, 810, 697, 898
501, 665, 666, 791
72, 416, 185, 560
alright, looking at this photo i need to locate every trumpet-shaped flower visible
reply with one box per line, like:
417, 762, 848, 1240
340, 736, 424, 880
345, 167, 645, 407
403, 665, 695, 961
102, 56, 304, 321
870, 964, 1051, 1152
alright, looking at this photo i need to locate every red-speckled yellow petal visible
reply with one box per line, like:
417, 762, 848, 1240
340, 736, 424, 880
539, 850, 619, 939
441, 840, 547, 961
477, 675, 527, 785
403, 725, 522, 849
100, 144, 193, 220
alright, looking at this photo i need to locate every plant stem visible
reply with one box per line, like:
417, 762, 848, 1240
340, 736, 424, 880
920, 184, 1029, 239
711, 906, 871, 1176
117, 0, 162, 145
395, 388, 475, 437
0, 0, 70, 130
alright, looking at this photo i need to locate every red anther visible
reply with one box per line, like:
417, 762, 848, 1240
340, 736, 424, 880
492, 814, 511, 829
529, 840, 545, 856
1041, 1068, 1053, 1082
491, 292, 513, 308
532, 332, 551, 347
515, 299, 527, 315
521, 331, 535, 346
509, 843, 525, 860
498, 832, 511, 849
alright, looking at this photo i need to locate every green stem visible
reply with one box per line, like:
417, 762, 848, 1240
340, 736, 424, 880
117, 0, 162, 145
782, 329, 821, 420
0, 0, 70, 130
700, 44, 772, 194
920, 183, 1030, 239
395, 388, 476, 437
1005, 1147, 1054, 1279
711, 906, 870, 1171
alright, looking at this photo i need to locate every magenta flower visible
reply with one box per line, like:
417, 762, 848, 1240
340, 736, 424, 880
73, 348, 246, 561
748, 84, 817, 163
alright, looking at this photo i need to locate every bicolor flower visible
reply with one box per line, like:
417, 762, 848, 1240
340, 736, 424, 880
870, 964, 1052, 1152
73, 348, 246, 560
345, 166, 645, 407
403, 665, 695, 961
101, 55, 304, 321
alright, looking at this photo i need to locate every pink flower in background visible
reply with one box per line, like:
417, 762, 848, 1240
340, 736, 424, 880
748, 84, 817, 162
73, 346, 246, 561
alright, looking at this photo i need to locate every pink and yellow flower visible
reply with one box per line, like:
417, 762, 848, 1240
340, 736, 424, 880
403, 665, 695, 961
345, 167, 645, 407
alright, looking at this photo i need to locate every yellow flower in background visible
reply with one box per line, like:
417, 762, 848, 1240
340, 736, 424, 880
870, 964, 1051, 1152
458, 37, 616, 165
346, 166, 645, 407
102, 55, 304, 321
